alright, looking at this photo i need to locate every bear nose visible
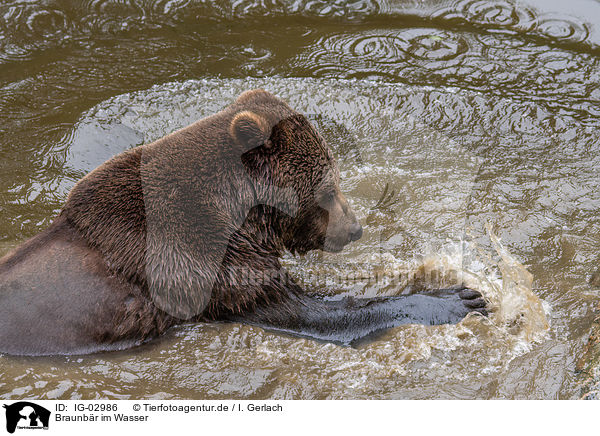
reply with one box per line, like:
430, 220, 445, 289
349, 222, 363, 242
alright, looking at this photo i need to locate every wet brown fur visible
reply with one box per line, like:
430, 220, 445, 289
0, 90, 348, 355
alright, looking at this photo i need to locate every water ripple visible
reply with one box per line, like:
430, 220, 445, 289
25, 8, 68, 36
293, 26, 600, 122
432, 0, 593, 47
433, 0, 537, 30
536, 15, 590, 43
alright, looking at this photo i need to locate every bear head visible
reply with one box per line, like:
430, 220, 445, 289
229, 89, 363, 255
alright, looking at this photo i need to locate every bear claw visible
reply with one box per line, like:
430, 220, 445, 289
463, 298, 486, 309
457, 287, 488, 316
458, 289, 482, 300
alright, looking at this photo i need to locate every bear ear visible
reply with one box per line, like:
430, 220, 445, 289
230, 110, 271, 149
235, 89, 276, 105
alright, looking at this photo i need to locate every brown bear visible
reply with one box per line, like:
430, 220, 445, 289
0, 89, 486, 355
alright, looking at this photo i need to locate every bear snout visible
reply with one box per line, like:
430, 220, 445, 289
349, 222, 363, 242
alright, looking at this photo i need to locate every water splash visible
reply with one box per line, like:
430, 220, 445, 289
487, 223, 549, 342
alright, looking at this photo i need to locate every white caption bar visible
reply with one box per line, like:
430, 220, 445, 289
0, 400, 596, 435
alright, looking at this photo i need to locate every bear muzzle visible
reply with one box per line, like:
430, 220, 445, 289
348, 221, 363, 242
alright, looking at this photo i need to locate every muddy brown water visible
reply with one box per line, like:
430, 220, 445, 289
1, 0, 600, 400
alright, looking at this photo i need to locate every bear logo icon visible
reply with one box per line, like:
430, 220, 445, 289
3, 402, 50, 433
